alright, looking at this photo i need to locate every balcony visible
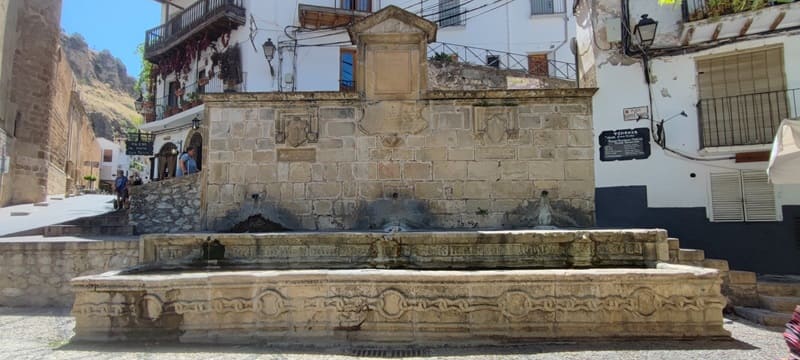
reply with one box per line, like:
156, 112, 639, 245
151, 74, 247, 121
698, 88, 799, 148
682, 0, 798, 22
144, 0, 246, 62
298, 3, 371, 29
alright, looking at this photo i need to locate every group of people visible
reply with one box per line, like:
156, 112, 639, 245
114, 146, 199, 210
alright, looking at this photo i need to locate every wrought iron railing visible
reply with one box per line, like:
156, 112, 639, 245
152, 74, 247, 121
682, 0, 798, 22
427, 42, 577, 81
698, 88, 799, 148
145, 0, 245, 56
531, 0, 566, 15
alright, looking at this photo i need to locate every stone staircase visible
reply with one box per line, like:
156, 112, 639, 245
2, 209, 134, 237
668, 237, 799, 327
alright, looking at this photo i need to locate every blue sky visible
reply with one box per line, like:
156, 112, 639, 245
61, 0, 162, 79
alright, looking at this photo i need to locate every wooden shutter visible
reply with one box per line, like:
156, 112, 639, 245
709, 170, 778, 222
741, 170, 778, 221
710, 172, 745, 222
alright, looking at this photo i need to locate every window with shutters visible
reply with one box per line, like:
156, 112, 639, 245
695, 46, 798, 148
438, 0, 464, 27
709, 170, 779, 222
531, 0, 566, 15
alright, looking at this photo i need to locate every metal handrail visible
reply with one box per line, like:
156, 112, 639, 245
698, 88, 799, 148
427, 42, 577, 80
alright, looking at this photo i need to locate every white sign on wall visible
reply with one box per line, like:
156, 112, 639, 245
623, 106, 650, 121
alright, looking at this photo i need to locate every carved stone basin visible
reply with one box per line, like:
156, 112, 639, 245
70, 229, 730, 344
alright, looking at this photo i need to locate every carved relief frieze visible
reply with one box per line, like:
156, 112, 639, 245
473, 106, 519, 144
275, 108, 319, 147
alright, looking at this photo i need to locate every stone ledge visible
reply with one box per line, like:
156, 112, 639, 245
202, 88, 598, 106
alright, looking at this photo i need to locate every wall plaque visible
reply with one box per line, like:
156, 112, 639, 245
599, 128, 650, 162
277, 148, 316, 162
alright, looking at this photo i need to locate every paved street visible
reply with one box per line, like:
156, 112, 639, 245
0, 195, 115, 236
0, 307, 789, 360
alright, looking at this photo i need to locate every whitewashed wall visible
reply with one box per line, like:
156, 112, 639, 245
154, 0, 576, 96
579, 0, 800, 209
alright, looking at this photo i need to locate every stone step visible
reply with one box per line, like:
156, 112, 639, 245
678, 248, 705, 263
759, 295, 800, 313
728, 270, 757, 285
667, 238, 680, 263
43, 225, 134, 237
758, 276, 800, 296
702, 258, 729, 272
734, 306, 792, 327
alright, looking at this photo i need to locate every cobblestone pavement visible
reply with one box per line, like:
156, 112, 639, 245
0, 307, 788, 360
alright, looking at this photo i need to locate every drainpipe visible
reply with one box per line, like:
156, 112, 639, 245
551, 0, 570, 63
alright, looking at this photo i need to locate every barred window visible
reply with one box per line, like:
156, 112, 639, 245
438, 0, 463, 27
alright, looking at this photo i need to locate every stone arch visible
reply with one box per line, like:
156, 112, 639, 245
157, 142, 178, 179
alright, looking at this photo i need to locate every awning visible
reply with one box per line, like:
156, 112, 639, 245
767, 119, 800, 184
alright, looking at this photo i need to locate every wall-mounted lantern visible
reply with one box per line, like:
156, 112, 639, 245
262, 38, 276, 77
633, 14, 658, 49
192, 116, 201, 130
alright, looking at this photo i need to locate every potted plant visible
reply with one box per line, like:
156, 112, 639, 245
188, 92, 201, 107
175, 87, 185, 97
83, 175, 97, 191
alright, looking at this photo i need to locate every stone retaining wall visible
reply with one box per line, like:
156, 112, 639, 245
0, 240, 138, 307
129, 173, 202, 234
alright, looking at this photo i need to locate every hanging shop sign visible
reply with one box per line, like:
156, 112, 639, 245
599, 128, 651, 161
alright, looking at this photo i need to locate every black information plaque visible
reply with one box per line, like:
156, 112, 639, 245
126, 141, 154, 156
599, 128, 651, 162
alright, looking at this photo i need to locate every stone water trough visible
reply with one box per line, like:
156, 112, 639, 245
70, 229, 729, 344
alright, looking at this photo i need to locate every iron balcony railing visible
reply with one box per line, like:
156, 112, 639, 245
427, 42, 577, 81
698, 88, 800, 148
531, 0, 566, 15
145, 0, 245, 58
682, 0, 799, 22
153, 74, 247, 121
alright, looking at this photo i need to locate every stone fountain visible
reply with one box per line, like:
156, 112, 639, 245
70, 7, 728, 345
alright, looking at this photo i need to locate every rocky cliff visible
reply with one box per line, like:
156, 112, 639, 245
61, 33, 139, 139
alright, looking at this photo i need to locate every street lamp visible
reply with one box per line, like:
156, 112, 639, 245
192, 116, 201, 130
262, 38, 276, 77
633, 14, 658, 49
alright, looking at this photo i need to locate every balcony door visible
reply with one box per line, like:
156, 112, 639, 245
696, 47, 788, 147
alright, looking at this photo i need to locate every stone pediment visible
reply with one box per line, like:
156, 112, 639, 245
348, 5, 437, 44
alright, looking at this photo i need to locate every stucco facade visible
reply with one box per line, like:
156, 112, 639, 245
576, 0, 800, 274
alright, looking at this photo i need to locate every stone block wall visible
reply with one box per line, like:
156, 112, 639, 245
0, 240, 138, 307
129, 173, 203, 234
203, 89, 596, 231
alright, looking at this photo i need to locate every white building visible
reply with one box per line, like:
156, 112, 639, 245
96, 137, 131, 188
137, 0, 578, 180
576, 0, 800, 274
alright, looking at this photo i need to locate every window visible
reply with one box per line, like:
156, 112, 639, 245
341, 0, 371, 12
531, 0, 565, 15
438, 0, 463, 27
340, 48, 356, 92
709, 170, 779, 222
696, 46, 790, 148
167, 81, 179, 108
102, 149, 113, 163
